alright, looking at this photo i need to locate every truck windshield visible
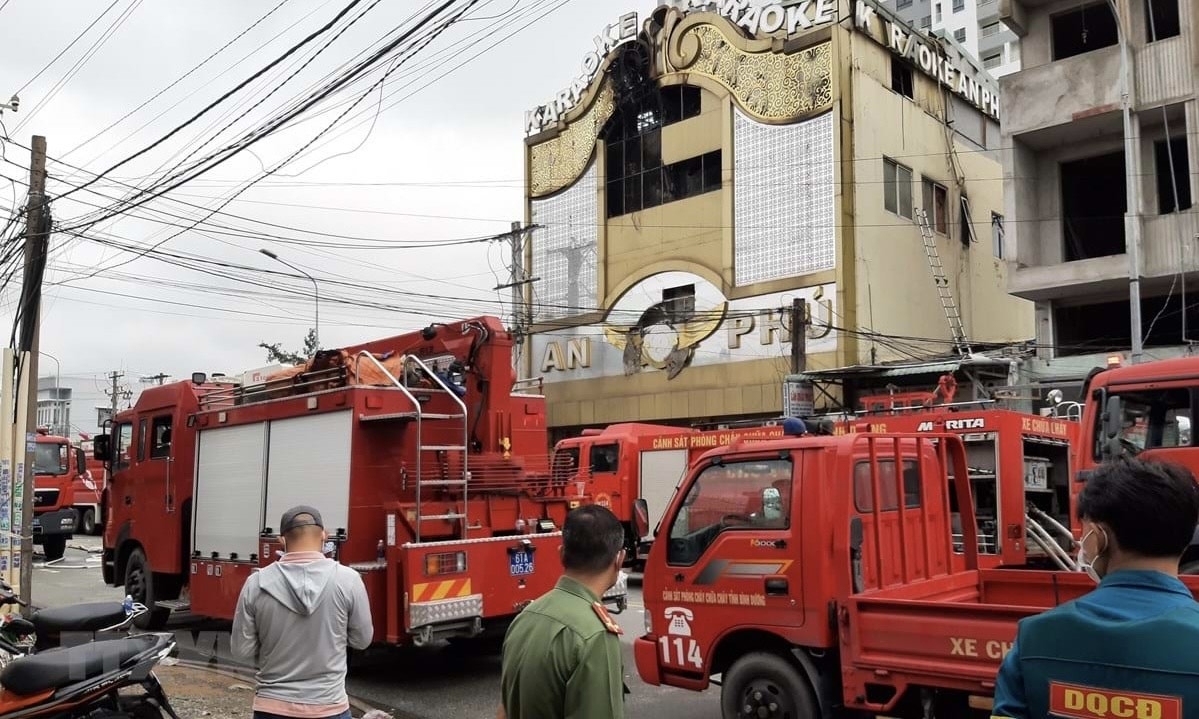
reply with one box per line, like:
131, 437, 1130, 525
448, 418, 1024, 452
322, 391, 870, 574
34, 443, 68, 476
1097, 388, 1194, 460
666, 458, 792, 566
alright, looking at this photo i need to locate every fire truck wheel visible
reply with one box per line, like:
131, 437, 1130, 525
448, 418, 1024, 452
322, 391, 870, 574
124, 549, 169, 630
77, 509, 97, 536
41, 535, 66, 562
721, 652, 818, 719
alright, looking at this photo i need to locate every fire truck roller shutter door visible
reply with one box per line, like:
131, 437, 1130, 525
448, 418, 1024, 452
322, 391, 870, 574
263, 411, 353, 540
639, 449, 689, 539
193, 423, 268, 560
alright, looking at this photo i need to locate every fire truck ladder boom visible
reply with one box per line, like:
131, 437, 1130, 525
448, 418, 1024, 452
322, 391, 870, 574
354, 353, 470, 542
916, 208, 972, 357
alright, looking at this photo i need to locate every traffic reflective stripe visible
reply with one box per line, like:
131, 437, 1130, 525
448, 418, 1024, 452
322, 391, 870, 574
412, 578, 472, 602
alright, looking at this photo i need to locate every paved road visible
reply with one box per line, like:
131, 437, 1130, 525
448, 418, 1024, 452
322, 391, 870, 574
32, 538, 721, 719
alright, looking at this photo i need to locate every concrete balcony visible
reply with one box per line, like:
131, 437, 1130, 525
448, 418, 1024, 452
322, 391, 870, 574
1000, 44, 1122, 139
1007, 212, 1199, 301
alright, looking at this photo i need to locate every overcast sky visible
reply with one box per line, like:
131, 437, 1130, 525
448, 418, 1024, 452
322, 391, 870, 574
0, 0, 667, 430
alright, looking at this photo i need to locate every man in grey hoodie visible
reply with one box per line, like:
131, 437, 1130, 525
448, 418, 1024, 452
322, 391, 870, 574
232, 506, 374, 719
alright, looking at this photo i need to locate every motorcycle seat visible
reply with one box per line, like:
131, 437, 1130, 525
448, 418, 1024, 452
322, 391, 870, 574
31, 602, 127, 635
0, 634, 157, 696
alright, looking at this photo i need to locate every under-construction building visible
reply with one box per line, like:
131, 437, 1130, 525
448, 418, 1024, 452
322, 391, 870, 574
522, 0, 1034, 437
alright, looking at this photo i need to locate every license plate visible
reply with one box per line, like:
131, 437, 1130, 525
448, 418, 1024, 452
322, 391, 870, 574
509, 550, 534, 576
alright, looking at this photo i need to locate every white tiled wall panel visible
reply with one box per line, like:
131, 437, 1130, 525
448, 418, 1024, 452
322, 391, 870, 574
530, 163, 598, 321
733, 109, 836, 286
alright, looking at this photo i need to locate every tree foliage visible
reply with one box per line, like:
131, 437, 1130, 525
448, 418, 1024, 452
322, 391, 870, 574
259, 328, 319, 365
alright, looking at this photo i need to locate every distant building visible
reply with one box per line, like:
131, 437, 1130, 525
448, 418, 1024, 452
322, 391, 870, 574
882, 0, 1021, 75
999, 0, 1197, 388
523, 0, 1032, 439
36, 377, 71, 438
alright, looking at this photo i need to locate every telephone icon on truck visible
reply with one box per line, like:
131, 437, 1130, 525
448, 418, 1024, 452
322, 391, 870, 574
665, 606, 693, 636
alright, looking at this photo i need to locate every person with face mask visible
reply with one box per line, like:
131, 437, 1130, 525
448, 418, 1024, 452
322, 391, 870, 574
992, 458, 1199, 719
497, 505, 628, 719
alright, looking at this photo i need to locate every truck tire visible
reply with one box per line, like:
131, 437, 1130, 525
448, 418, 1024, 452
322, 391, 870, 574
721, 652, 819, 719
124, 549, 170, 630
41, 535, 67, 562
77, 508, 97, 536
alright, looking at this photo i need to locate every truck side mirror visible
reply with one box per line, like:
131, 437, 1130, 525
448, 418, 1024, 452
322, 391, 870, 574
93, 435, 111, 462
633, 498, 649, 539
849, 517, 865, 593
1100, 394, 1124, 459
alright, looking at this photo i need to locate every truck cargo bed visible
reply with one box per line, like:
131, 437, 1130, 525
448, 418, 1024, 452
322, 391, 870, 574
843, 569, 1199, 706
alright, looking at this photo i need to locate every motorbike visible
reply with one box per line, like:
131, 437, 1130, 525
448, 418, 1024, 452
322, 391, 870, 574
0, 580, 146, 660
0, 631, 181, 719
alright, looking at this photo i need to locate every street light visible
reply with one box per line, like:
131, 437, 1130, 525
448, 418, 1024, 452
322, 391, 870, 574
260, 248, 319, 349
39, 351, 62, 436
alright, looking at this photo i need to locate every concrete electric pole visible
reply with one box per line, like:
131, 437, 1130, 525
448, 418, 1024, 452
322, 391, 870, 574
16, 136, 47, 606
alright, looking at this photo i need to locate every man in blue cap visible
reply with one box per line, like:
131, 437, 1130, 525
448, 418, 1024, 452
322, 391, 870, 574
782, 416, 808, 436
992, 459, 1199, 719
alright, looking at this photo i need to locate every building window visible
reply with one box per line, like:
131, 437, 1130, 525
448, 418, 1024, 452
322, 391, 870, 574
662, 284, 697, 325
897, 0, 913, 8
884, 158, 914, 219
1145, 0, 1180, 41
953, 0, 965, 11
923, 179, 949, 233
920, 14, 931, 27
982, 21, 1002, 36
982, 51, 1002, 69
1155, 136, 1192, 214
891, 58, 914, 98
1061, 151, 1126, 261
604, 86, 707, 217
954, 28, 967, 42
1051, 3, 1118, 60
991, 212, 1005, 258
934, 3, 941, 22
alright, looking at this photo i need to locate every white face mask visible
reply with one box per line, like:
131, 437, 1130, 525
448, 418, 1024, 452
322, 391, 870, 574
1078, 527, 1108, 584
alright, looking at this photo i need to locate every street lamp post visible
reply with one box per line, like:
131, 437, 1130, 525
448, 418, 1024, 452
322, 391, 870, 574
260, 249, 320, 349
39, 351, 62, 436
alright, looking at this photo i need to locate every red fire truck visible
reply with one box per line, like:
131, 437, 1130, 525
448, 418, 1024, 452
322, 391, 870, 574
551, 424, 785, 564
71, 434, 105, 535
96, 317, 626, 641
32, 430, 88, 561
634, 431, 1199, 718
834, 408, 1081, 570
1078, 355, 1199, 570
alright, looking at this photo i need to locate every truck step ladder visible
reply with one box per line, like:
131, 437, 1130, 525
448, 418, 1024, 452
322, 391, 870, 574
915, 208, 972, 357
354, 351, 470, 542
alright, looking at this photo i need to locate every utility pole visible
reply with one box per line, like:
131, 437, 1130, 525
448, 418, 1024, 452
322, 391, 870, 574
16, 136, 47, 606
141, 373, 169, 386
790, 298, 807, 374
493, 222, 540, 370
105, 371, 131, 413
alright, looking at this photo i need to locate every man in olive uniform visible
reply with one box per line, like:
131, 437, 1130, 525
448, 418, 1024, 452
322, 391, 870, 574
498, 505, 627, 719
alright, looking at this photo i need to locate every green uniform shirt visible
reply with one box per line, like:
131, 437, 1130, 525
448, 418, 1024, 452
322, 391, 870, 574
500, 576, 625, 719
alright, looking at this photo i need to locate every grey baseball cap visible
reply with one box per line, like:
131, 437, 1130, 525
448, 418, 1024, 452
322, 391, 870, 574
280, 505, 324, 534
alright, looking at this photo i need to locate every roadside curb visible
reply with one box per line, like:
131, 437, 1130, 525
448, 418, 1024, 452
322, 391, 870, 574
173, 659, 398, 718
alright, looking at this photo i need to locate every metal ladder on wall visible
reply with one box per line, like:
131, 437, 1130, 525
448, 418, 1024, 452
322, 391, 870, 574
916, 208, 973, 357
356, 353, 470, 542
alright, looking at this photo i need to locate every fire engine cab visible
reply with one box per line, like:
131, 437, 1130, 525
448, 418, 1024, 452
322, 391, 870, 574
96, 317, 626, 642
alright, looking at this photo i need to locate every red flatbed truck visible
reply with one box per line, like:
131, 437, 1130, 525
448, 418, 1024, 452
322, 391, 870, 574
97, 316, 626, 641
634, 432, 1199, 718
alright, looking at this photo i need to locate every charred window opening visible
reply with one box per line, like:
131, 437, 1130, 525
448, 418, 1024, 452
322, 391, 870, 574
662, 284, 696, 324
1054, 294, 1199, 356
1051, 3, 1118, 60
923, 179, 949, 233
1061, 151, 1126, 261
891, 58, 914, 98
1145, 0, 1180, 41
604, 83, 710, 217
1155, 136, 1192, 214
